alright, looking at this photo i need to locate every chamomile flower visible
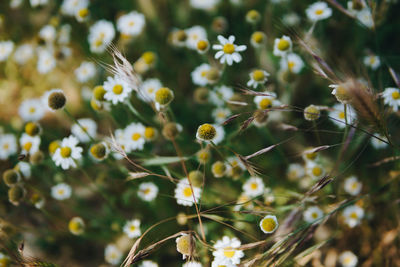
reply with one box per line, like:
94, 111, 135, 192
19, 99, 45, 122
103, 76, 133, 105
243, 177, 265, 197
138, 78, 162, 102
186, 26, 207, 50
20, 133, 40, 155
117, 11, 146, 38
339, 251, 358, 267
273, 35, 292, 57
259, 215, 279, 234
196, 123, 217, 142
52, 136, 83, 169
213, 35, 247, 65
306, 161, 325, 179
196, 148, 211, 164
138, 182, 159, 201
154, 87, 174, 110
13, 44, 34, 65
304, 105, 320, 121
330, 84, 351, 104
61, 0, 89, 16
370, 134, 388, 149
247, 69, 270, 89
89, 142, 109, 161
209, 85, 234, 106
88, 20, 115, 53
51, 183, 72, 200
37, 49, 56, 74
176, 233, 193, 259
306, 1, 332, 22
357, 8, 373, 28
363, 55, 380, 70
253, 92, 281, 110
196, 39, 210, 54
123, 219, 141, 238
343, 205, 364, 228
212, 107, 231, 124
0, 134, 17, 160
213, 236, 244, 265
344, 176, 362, 196
43, 89, 66, 111
104, 244, 123, 265
124, 122, 146, 152
329, 103, 356, 128
183, 261, 202, 267
212, 161, 227, 178
15, 161, 31, 178
140, 261, 159, 267
68, 217, 85, 235
71, 118, 97, 143
75, 61, 96, 83
302, 147, 319, 162
190, 0, 220, 10
383, 87, 400, 111
280, 53, 304, 74
226, 156, 246, 178
287, 163, 305, 180
250, 31, 267, 48
174, 178, 202, 207
0, 41, 14, 62
191, 64, 212, 86
134, 51, 157, 74
303, 206, 323, 223
234, 193, 254, 211
75, 6, 90, 22
39, 25, 56, 43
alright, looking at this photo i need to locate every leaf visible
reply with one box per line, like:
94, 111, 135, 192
141, 156, 187, 166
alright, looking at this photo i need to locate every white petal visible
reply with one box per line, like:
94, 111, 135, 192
212, 44, 223, 50
215, 50, 224, 59
217, 35, 227, 44
236, 45, 247, 52
228, 35, 235, 43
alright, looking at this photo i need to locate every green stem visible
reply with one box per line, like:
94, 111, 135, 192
63, 108, 95, 142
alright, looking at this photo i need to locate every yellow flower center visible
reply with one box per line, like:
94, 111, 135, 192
69, 221, 82, 232
142, 52, 155, 64
351, 182, 359, 190
142, 188, 151, 195
315, 9, 324, 15
311, 212, 319, 219
78, 8, 89, 18
144, 127, 155, 139
252, 32, 264, 43
250, 182, 258, 190
338, 112, 345, 119
49, 141, 60, 154
112, 84, 123, 95
60, 146, 72, 158
288, 61, 295, 70
3, 143, 9, 150
252, 70, 265, 81
131, 133, 141, 141
312, 166, 322, 176
130, 225, 136, 231
223, 248, 235, 258
197, 123, 216, 140
129, 21, 135, 27
277, 38, 290, 51
350, 212, 358, 219
223, 43, 235, 54
306, 152, 317, 160
155, 87, 173, 105
261, 217, 277, 232
200, 70, 208, 77
58, 189, 65, 195
94, 38, 103, 47
197, 149, 210, 163
23, 142, 32, 152
29, 107, 36, 114
392, 90, 400, 99
259, 98, 272, 109
183, 187, 192, 197
197, 40, 208, 51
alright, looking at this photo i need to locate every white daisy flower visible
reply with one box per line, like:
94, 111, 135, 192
19, 99, 45, 122
306, 161, 325, 179
104, 244, 123, 265
183, 261, 202, 267
176, 233, 193, 259
273, 35, 292, 57
329, 103, 356, 128
37, 49, 56, 74
357, 8, 373, 28
191, 63, 211, 86
124, 122, 146, 152
138, 182, 159, 202
52, 135, 83, 169
51, 183, 72, 200
71, 118, 97, 143
103, 76, 133, 105
138, 78, 162, 103
68, 217, 85, 235
259, 215, 279, 234
140, 260, 159, 267
39, 25, 56, 43
174, 178, 202, 207
243, 177, 265, 198
280, 53, 304, 74
253, 92, 281, 110
42, 88, 66, 111
213, 35, 247, 65
75, 61, 96, 83
339, 251, 358, 267
15, 161, 31, 179
303, 206, 324, 223
302, 147, 319, 162
363, 55, 380, 70
20, 133, 40, 155
88, 20, 115, 53
61, 0, 89, 16
0, 134, 17, 160
14, 44, 34, 65
0, 41, 14, 62
190, 0, 220, 10
226, 156, 246, 177
209, 85, 234, 106
306, 1, 332, 22
247, 69, 270, 89
343, 205, 364, 228
370, 134, 388, 149
383, 87, 400, 111
287, 163, 305, 180
213, 236, 244, 265
186, 26, 207, 50
344, 176, 362, 196
117, 11, 146, 37
123, 219, 141, 238
212, 107, 231, 124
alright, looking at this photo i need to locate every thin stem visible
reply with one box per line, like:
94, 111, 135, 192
126, 101, 153, 126
63, 108, 95, 142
